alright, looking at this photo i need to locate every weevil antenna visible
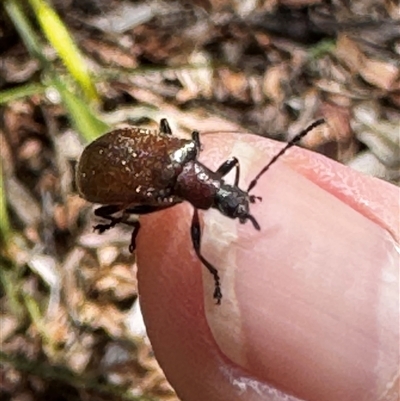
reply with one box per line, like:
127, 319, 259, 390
247, 119, 325, 192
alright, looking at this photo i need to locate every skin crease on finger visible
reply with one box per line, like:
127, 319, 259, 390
136, 132, 399, 401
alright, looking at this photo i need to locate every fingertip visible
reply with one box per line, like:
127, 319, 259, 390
199, 135, 399, 401
135, 132, 399, 401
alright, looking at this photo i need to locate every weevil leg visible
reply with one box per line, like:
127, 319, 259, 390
94, 204, 176, 252
191, 130, 202, 151
160, 118, 172, 135
190, 208, 222, 304
124, 204, 174, 252
125, 204, 172, 214
93, 204, 151, 238
128, 221, 140, 253
93, 205, 125, 233
216, 157, 240, 186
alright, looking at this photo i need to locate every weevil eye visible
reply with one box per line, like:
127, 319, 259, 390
236, 203, 251, 219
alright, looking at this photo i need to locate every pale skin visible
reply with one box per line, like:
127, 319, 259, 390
136, 132, 399, 401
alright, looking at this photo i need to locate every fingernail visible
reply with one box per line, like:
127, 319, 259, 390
200, 165, 399, 400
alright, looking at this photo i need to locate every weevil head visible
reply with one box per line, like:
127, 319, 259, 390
214, 184, 260, 230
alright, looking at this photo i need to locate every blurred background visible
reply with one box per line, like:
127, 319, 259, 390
0, 0, 399, 400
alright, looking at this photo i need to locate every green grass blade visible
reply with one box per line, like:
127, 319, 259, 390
0, 83, 45, 104
27, 0, 98, 101
4, 0, 45, 60
55, 77, 109, 141
0, 162, 11, 244
4, 0, 108, 140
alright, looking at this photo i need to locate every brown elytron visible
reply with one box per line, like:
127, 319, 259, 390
76, 126, 197, 206
76, 118, 325, 304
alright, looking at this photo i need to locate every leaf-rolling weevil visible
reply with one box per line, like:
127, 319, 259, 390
76, 118, 325, 304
